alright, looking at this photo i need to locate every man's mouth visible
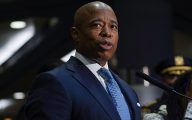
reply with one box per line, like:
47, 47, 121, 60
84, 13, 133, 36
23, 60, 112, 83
99, 40, 113, 50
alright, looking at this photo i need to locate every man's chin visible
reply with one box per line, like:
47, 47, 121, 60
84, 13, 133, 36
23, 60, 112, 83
97, 55, 112, 62
87, 52, 113, 62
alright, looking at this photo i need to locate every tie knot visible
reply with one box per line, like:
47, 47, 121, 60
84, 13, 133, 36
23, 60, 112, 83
98, 68, 113, 83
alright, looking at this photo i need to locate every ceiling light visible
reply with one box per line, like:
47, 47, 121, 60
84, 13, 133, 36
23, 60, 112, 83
13, 92, 25, 100
10, 21, 26, 29
4, 118, 12, 120
0, 99, 12, 110
0, 25, 35, 65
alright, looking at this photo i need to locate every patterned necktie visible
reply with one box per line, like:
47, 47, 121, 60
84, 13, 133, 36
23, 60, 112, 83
98, 68, 131, 120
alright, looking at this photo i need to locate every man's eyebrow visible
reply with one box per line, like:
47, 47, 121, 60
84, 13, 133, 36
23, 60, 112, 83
111, 20, 118, 26
89, 18, 102, 24
88, 18, 118, 26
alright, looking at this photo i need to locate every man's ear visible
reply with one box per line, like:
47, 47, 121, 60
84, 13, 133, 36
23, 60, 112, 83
71, 27, 79, 41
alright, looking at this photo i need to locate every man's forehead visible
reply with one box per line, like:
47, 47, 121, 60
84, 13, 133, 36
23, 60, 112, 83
90, 1, 111, 9
83, 6, 116, 19
74, 1, 117, 27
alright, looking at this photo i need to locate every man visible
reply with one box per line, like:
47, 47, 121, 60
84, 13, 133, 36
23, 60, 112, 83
143, 55, 192, 119
155, 56, 192, 87
24, 1, 141, 120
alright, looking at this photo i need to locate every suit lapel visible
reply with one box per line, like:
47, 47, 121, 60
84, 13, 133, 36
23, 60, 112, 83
66, 57, 120, 120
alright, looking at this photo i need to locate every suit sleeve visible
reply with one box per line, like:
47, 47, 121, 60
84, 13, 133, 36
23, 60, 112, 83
24, 73, 72, 120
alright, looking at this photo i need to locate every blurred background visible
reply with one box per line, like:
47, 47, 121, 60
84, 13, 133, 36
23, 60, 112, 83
0, 0, 191, 119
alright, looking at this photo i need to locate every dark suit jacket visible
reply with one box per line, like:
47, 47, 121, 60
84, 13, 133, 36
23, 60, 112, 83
24, 57, 141, 120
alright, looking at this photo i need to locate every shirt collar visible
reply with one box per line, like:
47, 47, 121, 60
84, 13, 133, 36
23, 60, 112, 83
75, 51, 109, 71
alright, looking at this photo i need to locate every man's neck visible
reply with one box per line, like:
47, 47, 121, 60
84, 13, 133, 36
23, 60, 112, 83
75, 51, 108, 68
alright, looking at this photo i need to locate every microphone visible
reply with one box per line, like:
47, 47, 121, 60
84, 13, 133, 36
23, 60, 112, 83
136, 71, 192, 100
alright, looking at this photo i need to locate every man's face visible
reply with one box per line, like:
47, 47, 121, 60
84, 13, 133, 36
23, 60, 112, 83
162, 74, 178, 86
72, 7, 118, 65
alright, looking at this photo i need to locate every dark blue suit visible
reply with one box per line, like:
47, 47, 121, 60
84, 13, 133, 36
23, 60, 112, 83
24, 57, 141, 120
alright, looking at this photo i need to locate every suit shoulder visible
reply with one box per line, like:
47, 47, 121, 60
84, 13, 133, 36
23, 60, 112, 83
43, 64, 71, 78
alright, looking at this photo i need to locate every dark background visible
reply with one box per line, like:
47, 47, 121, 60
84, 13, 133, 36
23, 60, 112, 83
0, 0, 191, 119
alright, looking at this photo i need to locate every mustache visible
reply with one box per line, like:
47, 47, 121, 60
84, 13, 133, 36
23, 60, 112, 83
99, 39, 113, 45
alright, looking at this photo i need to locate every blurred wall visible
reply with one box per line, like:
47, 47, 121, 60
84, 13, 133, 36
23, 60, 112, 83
113, 0, 174, 68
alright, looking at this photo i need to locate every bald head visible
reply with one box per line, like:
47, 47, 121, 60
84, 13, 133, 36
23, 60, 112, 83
73, 1, 116, 28
71, 1, 118, 65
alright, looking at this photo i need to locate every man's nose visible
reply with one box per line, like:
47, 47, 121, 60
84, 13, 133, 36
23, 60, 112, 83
100, 26, 112, 37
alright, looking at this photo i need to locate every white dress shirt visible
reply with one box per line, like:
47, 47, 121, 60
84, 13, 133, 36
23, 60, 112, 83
75, 52, 108, 90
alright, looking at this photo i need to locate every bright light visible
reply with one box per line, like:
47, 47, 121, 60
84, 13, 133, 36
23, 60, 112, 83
143, 66, 150, 87
10, 21, 26, 29
4, 117, 12, 120
0, 99, 12, 110
61, 50, 76, 62
0, 25, 35, 65
13, 92, 25, 100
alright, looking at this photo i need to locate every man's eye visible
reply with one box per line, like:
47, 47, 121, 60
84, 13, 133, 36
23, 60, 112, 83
111, 25, 118, 30
92, 23, 102, 28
